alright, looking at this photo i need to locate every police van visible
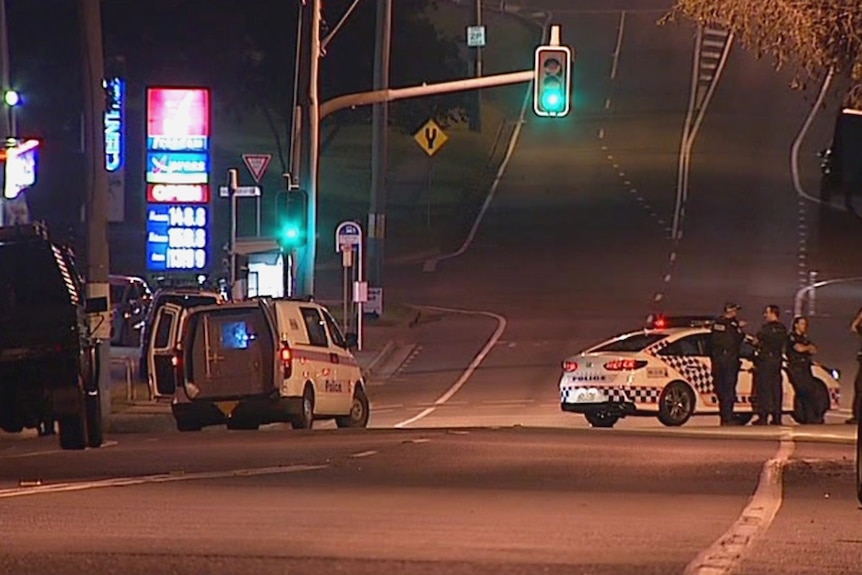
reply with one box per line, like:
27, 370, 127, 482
148, 297, 369, 431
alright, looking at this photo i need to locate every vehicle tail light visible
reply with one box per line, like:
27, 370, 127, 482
561, 360, 578, 372
172, 350, 186, 386
604, 359, 647, 371
280, 344, 293, 379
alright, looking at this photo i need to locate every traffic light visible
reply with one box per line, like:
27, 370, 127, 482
275, 189, 308, 250
533, 45, 572, 117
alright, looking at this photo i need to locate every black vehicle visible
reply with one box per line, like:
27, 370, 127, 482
137, 288, 222, 383
0, 223, 103, 449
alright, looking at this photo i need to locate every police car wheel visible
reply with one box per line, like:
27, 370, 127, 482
657, 381, 695, 427
584, 411, 619, 428
291, 385, 315, 430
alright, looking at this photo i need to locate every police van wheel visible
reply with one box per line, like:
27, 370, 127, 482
291, 386, 315, 430
336, 387, 370, 429
658, 381, 695, 427
584, 411, 618, 428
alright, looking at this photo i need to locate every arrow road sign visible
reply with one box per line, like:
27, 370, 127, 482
242, 154, 272, 183
219, 185, 261, 198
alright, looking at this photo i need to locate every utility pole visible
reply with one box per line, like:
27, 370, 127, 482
469, 0, 483, 132
295, 0, 321, 297
80, 0, 112, 420
368, 0, 392, 295
0, 0, 10, 226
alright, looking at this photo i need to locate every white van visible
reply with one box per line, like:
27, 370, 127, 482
148, 297, 369, 431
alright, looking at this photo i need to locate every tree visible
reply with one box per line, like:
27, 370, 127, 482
665, 0, 862, 106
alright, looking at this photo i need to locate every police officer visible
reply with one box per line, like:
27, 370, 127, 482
787, 316, 826, 424
710, 303, 746, 426
753, 304, 787, 425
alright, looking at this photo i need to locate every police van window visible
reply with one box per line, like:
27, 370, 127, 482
658, 334, 708, 357
321, 309, 347, 348
153, 309, 176, 349
591, 333, 666, 353
300, 307, 329, 347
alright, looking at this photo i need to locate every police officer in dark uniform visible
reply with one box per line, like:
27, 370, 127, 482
710, 303, 746, 426
787, 316, 826, 424
753, 304, 787, 425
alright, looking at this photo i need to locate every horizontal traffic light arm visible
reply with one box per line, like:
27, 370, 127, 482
320, 70, 534, 120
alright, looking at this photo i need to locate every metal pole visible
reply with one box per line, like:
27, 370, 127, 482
357, 236, 363, 351
227, 168, 238, 296
368, 0, 392, 292
0, 0, 10, 226
295, 0, 321, 297
80, 0, 111, 420
469, 0, 483, 132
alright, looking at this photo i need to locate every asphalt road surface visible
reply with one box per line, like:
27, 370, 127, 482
4, 428, 854, 575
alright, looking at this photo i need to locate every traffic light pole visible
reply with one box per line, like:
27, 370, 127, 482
368, 0, 392, 293
0, 0, 10, 226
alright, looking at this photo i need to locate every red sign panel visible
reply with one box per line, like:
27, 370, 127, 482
146, 88, 210, 149
147, 183, 210, 204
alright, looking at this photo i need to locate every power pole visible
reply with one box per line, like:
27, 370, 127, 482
80, 0, 112, 419
469, 0, 483, 132
294, 0, 321, 296
368, 0, 392, 296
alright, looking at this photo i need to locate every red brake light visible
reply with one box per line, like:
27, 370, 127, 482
280, 344, 293, 379
562, 360, 578, 372
604, 359, 647, 371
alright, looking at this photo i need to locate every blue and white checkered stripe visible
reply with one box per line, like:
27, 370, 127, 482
561, 385, 663, 405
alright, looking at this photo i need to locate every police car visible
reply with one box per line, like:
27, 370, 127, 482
559, 316, 841, 428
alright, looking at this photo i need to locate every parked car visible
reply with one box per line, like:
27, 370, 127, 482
559, 317, 841, 428
109, 274, 152, 347
137, 287, 222, 383
148, 297, 369, 431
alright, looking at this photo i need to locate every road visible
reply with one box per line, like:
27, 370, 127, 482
4, 428, 856, 575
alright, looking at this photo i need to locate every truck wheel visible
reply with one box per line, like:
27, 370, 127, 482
84, 391, 103, 448
58, 391, 87, 451
291, 385, 315, 430
335, 386, 370, 428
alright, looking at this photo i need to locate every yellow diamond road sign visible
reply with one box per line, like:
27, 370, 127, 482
414, 119, 449, 157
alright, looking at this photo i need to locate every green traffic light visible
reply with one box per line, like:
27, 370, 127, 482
542, 90, 563, 112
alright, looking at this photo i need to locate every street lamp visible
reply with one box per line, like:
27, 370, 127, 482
3, 88, 19, 138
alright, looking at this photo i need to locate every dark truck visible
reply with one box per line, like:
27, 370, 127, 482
0, 223, 103, 450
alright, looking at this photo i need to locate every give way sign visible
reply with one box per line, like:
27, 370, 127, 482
242, 154, 272, 183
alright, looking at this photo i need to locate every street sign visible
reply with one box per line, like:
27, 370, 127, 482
242, 154, 272, 183
218, 185, 261, 197
466, 25, 486, 47
335, 220, 362, 252
413, 119, 449, 157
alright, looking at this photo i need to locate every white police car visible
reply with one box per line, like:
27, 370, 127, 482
559, 316, 841, 428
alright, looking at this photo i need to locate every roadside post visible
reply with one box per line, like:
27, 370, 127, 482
336, 221, 365, 350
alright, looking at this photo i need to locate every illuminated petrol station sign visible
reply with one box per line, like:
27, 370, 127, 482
145, 87, 211, 272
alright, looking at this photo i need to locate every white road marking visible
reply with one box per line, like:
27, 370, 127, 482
394, 308, 508, 428
605, 98, 612, 110
409, 438, 431, 444
598, 128, 605, 139
610, 11, 626, 80
684, 438, 795, 575
0, 464, 327, 499
350, 450, 378, 458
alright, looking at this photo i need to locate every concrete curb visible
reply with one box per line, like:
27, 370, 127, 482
362, 340, 397, 380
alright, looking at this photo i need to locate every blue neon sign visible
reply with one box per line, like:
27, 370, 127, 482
103, 78, 124, 172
